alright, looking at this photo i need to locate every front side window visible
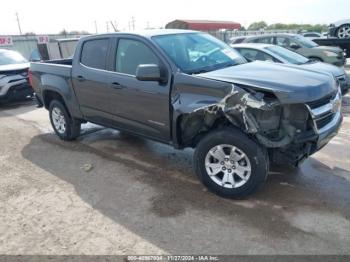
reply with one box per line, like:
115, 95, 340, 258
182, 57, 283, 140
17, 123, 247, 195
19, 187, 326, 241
81, 39, 109, 70
0, 50, 27, 65
265, 45, 309, 65
153, 33, 245, 74
276, 37, 296, 48
115, 39, 159, 75
293, 35, 318, 48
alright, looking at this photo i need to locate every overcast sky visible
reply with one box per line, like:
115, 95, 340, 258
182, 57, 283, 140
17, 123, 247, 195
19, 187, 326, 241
0, 0, 349, 35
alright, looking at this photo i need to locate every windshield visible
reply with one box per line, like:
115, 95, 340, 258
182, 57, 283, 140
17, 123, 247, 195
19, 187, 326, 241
0, 50, 27, 65
153, 33, 246, 74
293, 35, 318, 48
265, 45, 309, 65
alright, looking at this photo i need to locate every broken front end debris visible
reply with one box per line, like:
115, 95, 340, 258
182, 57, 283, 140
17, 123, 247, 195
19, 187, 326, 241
178, 84, 342, 166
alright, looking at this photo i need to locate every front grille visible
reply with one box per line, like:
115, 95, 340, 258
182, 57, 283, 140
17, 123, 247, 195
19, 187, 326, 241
307, 91, 337, 109
316, 113, 334, 129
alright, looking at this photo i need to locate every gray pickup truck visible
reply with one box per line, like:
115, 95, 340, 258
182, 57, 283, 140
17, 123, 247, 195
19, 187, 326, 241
30, 30, 343, 198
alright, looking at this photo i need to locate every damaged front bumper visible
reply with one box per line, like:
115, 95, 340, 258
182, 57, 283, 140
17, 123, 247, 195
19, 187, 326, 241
270, 88, 342, 165
221, 84, 343, 166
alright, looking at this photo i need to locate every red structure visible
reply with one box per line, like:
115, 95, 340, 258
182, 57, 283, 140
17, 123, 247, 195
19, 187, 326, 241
165, 20, 241, 31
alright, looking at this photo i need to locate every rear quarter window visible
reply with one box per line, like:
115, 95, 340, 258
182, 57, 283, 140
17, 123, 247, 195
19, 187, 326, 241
80, 39, 109, 70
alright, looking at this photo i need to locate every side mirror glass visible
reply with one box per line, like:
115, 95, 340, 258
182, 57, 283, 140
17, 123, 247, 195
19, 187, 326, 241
136, 64, 162, 82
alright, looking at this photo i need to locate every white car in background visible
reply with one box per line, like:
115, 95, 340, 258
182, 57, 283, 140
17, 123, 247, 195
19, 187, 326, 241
231, 43, 350, 94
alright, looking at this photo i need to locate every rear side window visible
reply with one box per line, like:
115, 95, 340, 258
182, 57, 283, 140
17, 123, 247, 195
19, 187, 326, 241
115, 39, 159, 75
251, 37, 273, 44
81, 39, 109, 70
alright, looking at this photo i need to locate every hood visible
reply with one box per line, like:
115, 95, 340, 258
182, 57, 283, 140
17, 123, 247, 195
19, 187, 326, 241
198, 61, 337, 104
314, 45, 343, 53
299, 61, 345, 77
0, 63, 29, 73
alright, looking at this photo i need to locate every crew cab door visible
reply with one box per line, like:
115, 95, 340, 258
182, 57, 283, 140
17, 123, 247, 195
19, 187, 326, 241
71, 37, 115, 118
102, 36, 171, 141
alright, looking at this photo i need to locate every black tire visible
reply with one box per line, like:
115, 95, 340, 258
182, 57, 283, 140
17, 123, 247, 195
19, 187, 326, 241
309, 57, 323, 62
49, 100, 81, 141
194, 128, 268, 199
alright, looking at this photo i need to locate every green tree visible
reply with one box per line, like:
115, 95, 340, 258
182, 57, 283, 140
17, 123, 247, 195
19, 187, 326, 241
248, 21, 268, 30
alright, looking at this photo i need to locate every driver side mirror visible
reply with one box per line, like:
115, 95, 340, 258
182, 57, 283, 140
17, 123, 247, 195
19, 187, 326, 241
136, 64, 166, 83
290, 43, 301, 50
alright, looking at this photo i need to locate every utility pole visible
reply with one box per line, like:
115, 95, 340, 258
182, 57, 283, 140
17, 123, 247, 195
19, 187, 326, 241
106, 21, 109, 32
94, 20, 98, 34
131, 16, 135, 30
15, 12, 22, 35
110, 21, 118, 32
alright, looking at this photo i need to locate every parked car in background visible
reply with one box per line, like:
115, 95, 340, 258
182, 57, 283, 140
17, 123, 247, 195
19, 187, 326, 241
237, 34, 346, 66
232, 43, 350, 94
302, 32, 322, 39
30, 30, 342, 198
329, 19, 350, 39
0, 49, 33, 103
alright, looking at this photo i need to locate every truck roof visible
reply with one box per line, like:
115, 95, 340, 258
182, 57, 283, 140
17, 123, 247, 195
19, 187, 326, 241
82, 29, 200, 40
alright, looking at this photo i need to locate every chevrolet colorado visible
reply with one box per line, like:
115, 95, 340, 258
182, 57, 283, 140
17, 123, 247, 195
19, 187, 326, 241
30, 30, 343, 198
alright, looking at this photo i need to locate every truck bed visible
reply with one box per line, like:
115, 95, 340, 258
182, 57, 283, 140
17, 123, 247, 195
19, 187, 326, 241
313, 38, 350, 58
30, 59, 72, 77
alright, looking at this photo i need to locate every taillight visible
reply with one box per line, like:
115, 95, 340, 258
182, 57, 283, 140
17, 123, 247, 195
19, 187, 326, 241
28, 69, 34, 88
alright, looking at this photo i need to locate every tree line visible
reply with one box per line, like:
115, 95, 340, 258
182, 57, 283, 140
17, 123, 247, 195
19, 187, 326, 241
245, 21, 328, 32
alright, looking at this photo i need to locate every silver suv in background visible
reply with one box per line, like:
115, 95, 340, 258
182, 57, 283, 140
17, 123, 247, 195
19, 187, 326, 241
0, 49, 33, 103
233, 34, 346, 66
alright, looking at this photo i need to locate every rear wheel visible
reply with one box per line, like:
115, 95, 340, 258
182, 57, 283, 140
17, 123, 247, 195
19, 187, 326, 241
337, 24, 350, 39
194, 128, 268, 199
49, 100, 81, 141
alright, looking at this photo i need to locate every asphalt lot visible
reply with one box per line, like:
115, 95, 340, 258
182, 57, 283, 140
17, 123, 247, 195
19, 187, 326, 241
0, 69, 350, 255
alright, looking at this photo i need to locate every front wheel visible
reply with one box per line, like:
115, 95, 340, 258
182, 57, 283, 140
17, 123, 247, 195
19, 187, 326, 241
194, 128, 268, 199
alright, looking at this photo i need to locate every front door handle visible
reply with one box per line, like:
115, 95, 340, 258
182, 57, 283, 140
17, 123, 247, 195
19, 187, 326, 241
110, 82, 125, 89
77, 75, 86, 82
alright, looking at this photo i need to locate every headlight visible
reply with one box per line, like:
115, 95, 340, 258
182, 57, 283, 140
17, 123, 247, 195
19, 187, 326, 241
323, 51, 338, 57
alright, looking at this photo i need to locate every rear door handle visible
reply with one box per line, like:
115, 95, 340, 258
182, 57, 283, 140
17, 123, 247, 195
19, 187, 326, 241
110, 82, 125, 89
77, 75, 86, 82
